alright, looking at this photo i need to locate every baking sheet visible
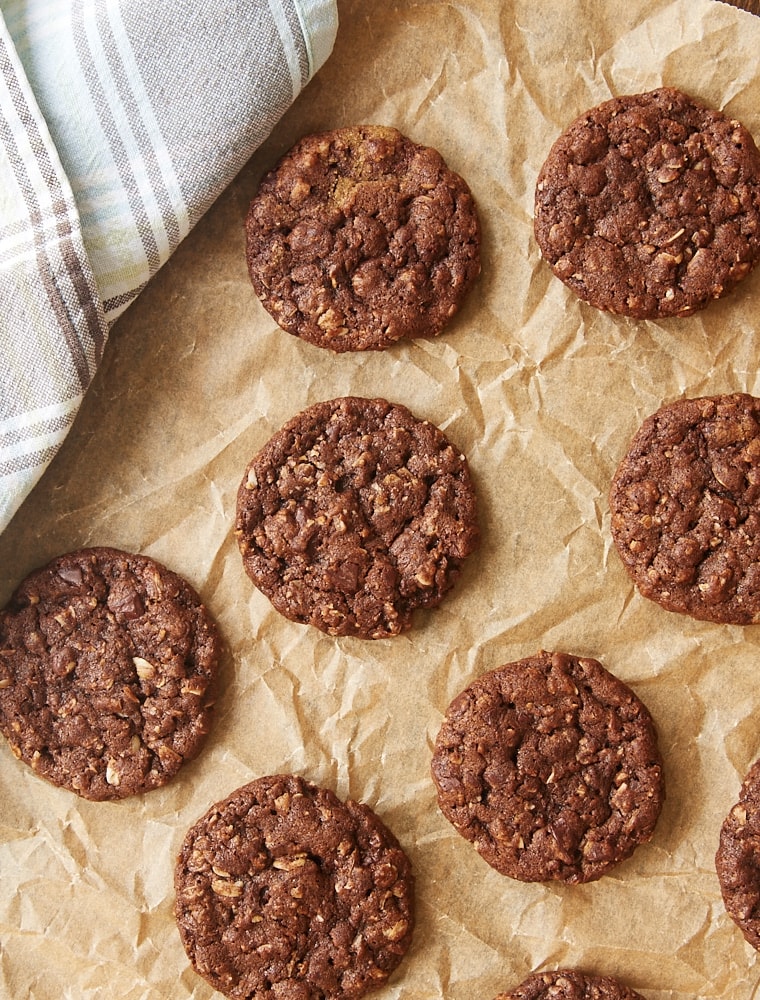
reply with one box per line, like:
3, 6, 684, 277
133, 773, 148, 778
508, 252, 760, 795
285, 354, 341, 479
3, 1, 760, 997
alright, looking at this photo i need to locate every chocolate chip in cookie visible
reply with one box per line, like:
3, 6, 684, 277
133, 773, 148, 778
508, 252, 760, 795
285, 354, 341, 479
535, 88, 760, 318
0, 547, 220, 800
174, 774, 415, 1000
235, 396, 479, 639
431, 651, 664, 884
245, 125, 481, 352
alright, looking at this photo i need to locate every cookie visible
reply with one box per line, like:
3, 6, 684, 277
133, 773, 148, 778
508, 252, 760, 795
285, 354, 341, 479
493, 969, 647, 1000
716, 758, 760, 950
235, 396, 479, 639
534, 87, 760, 318
431, 651, 664, 884
174, 774, 415, 1000
245, 124, 481, 352
609, 392, 760, 625
0, 547, 220, 800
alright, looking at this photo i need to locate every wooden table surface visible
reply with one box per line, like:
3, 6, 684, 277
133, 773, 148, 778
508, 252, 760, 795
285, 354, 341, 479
719, 0, 760, 13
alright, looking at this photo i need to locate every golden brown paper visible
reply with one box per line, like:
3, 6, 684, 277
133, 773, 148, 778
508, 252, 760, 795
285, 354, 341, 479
3, 1, 760, 997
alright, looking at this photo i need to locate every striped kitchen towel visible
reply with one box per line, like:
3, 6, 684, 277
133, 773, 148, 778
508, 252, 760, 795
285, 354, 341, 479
0, 0, 338, 536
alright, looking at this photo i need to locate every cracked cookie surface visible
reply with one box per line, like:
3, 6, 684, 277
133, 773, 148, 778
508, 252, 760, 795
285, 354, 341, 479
174, 774, 415, 1000
245, 125, 481, 352
494, 969, 647, 1000
534, 87, 760, 318
716, 758, 760, 950
431, 651, 664, 884
0, 547, 220, 800
609, 393, 760, 624
234, 396, 479, 639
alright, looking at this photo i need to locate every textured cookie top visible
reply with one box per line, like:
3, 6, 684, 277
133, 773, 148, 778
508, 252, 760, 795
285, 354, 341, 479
494, 969, 647, 1000
245, 125, 481, 352
609, 392, 760, 624
534, 87, 760, 318
235, 396, 479, 639
174, 774, 415, 1000
0, 547, 220, 800
431, 651, 664, 884
716, 758, 760, 950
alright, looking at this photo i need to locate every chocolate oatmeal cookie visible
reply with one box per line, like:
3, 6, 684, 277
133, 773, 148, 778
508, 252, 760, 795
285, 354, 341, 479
234, 396, 479, 639
609, 392, 760, 624
716, 758, 760, 950
245, 125, 481, 352
534, 87, 760, 318
0, 547, 220, 800
174, 774, 415, 1000
494, 969, 647, 1000
431, 651, 664, 884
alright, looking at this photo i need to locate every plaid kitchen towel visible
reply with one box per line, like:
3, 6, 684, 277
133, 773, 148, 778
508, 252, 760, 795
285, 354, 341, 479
0, 0, 338, 536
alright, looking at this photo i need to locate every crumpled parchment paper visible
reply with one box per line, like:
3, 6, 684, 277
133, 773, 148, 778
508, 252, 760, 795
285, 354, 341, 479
2, 1, 760, 998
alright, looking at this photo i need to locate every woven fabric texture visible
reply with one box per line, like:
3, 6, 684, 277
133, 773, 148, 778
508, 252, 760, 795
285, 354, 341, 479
0, 0, 338, 535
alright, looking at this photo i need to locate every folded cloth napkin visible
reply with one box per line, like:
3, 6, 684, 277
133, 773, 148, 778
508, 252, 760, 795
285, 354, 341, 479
0, 0, 338, 536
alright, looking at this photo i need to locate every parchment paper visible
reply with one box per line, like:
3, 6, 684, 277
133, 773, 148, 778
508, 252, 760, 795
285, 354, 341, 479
3, 1, 760, 997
